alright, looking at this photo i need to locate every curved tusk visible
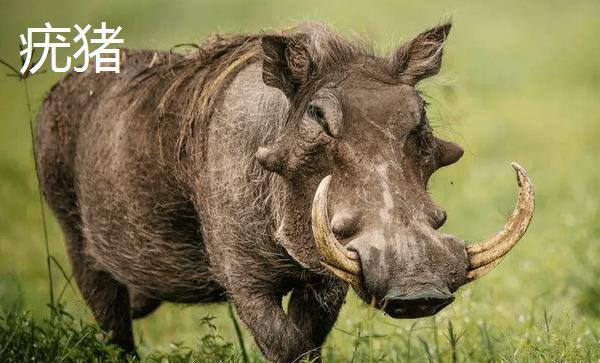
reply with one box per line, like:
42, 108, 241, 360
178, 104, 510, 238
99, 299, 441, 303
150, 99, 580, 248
311, 175, 362, 285
466, 162, 535, 281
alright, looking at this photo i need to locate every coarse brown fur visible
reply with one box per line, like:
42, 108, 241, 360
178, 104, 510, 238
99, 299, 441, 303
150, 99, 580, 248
36, 22, 468, 362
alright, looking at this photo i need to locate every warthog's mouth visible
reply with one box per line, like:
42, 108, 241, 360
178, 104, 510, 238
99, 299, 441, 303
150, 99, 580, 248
381, 288, 456, 319
311, 162, 535, 304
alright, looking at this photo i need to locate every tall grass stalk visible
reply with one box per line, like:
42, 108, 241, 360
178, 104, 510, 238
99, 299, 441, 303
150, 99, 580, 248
443, 320, 466, 363
0, 50, 55, 312
228, 303, 249, 363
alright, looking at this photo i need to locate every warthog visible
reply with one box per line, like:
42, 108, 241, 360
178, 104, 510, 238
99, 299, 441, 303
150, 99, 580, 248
36, 22, 534, 362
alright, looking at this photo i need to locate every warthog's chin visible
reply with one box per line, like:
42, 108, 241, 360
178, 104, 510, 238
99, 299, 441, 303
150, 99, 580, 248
311, 162, 535, 298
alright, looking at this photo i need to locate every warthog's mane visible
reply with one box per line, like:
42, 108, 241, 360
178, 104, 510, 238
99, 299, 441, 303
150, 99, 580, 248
125, 23, 384, 165
127, 33, 263, 163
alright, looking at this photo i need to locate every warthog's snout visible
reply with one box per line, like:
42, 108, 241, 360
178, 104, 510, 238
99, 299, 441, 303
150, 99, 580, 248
311, 163, 535, 317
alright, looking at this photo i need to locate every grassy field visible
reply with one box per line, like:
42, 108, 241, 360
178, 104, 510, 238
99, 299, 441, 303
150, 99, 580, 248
1, 0, 599, 361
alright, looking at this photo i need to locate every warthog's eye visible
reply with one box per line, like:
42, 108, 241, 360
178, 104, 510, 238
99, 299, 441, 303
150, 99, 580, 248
410, 108, 434, 159
308, 103, 332, 137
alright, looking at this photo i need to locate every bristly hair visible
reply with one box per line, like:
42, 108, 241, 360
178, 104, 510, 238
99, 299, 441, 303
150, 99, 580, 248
128, 34, 263, 164
126, 23, 376, 167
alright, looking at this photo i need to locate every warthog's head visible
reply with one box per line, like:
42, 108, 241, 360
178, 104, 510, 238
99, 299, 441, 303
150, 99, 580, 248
256, 22, 534, 318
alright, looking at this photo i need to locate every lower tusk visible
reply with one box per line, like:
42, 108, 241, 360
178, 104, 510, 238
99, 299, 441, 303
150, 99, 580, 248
379, 298, 389, 311
466, 258, 502, 282
321, 262, 361, 287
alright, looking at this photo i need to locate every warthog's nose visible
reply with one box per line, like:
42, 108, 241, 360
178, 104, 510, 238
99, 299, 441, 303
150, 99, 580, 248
383, 287, 455, 319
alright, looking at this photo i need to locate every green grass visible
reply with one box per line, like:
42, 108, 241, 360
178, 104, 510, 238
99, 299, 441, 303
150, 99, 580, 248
0, 304, 248, 363
1, 0, 599, 361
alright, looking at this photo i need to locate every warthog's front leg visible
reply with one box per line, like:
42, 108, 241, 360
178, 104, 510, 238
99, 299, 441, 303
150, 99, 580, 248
230, 279, 346, 363
230, 289, 317, 363
287, 281, 347, 361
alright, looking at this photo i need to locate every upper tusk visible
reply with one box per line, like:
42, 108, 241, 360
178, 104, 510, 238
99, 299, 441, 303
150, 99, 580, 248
466, 162, 535, 281
311, 175, 362, 283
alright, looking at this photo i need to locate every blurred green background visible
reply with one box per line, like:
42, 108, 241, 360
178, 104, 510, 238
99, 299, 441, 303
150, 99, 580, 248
1, 0, 599, 361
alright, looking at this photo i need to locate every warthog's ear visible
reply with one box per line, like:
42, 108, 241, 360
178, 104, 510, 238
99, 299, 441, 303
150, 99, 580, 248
261, 34, 314, 97
392, 22, 452, 85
